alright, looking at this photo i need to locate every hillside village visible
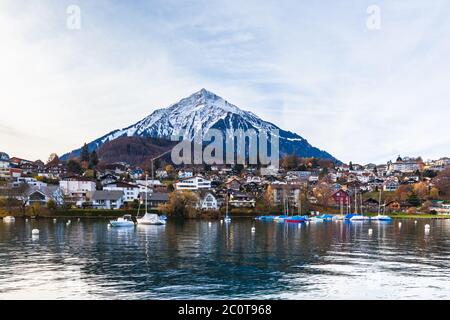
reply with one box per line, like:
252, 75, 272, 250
1, 147, 450, 218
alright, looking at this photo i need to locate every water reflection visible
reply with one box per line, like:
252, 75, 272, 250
1, 218, 450, 299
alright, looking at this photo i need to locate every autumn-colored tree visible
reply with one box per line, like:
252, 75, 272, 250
429, 187, 440, 200
165, 165, 174, 176
412, 182, 428, 200
162, 191, 199, 218
259, 185, 275, 212
318, 159, 335, 170
281, 155, 299, 170
433, 168, 450, 196
395, 185, 412, 202
313, 181, 335, 209
47, 153, 59, 165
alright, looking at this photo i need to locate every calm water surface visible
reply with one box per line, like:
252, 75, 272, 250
1, 218, 449, 299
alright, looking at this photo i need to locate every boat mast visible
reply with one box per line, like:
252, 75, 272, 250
354, 188, 358, 214
286, 193, 289, 216
360, 193, 364, 216
378, 188, 382, 216
298, 192, 301, 216
145, 174, 148, 214
226, 192, 229, 218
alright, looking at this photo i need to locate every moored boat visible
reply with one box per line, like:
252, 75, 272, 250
136, 175, 167, 226
137, 213, 166, 225
274, 215, 289, 222
110, 215, 135, 227
371, 215, 392, 221
255, 215, 276, 221
349, 214, 371, 222
2, 216, 15, 223
286, 216, 308, 223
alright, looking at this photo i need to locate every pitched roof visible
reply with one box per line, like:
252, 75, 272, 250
105, 181, 138, 188
148, 193, 169, 201
92, 190, 123, 201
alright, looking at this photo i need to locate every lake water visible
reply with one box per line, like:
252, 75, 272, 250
0, 217, 449, 300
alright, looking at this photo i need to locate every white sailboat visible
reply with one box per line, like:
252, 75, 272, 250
137, 175, 166, 225
350, 189, 370, 221
371, 189, 393, 221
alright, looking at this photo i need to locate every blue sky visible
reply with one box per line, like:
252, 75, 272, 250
1, 0, 450, 164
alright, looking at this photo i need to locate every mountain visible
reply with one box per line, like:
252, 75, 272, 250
96, 136, 176, 167
62, 89, 338, 163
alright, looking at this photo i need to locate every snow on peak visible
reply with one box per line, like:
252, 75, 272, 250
102, 89, 292, 144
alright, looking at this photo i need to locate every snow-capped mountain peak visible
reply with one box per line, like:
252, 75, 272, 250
62, 89, 338, 162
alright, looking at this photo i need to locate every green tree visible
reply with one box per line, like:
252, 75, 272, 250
349, 161, 354, 171
311, 158, 319, 168
423, 170, 437, 178
67, 160, 83, 175
407, 192, 421, 207
89, 150, 99, 168
80, 143, 90, 162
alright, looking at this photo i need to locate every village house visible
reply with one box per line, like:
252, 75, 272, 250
135, 179, 165, 194
287, 171, 311, 181
430, 201, 450, 215
41, 163, 67, 178
9, 168, 22, 179
178, 170, 194, 179
140, 192, 169, 208
269, 183, 302, 207
129, 168, 144, 180
59, 176, 97, 205
385, 200, 401, 212
332, 189, 351, 206
9, 157, 34, 167
103, 181, 140, 203
92, 190, 124, 209
175, 176, 211, 191
198, 192, 218, 210
104, 163, 128, 175
10, 177, 47, 189
376, 164, 388, 176
226, 177, 242, 191
26, 186, 65, 207
229, 192, 256, 208
363, 198, 380, 211
156, 169, 168, 179
99, 173, 119, 186
383, 178, 400, 192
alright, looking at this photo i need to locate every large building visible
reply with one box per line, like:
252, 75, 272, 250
387, 156, 424, 173
269, 183, 303, 207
